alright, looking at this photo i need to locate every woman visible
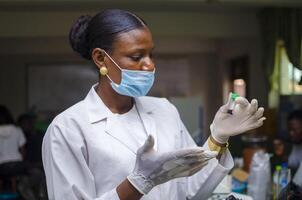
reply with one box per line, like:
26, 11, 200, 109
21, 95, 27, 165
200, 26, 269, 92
0, 105, 26, 180
0, 106, 27, 195
42, 9, 265, 200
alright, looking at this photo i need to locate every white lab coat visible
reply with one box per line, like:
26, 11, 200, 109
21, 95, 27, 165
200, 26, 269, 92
42, 85, 234, 200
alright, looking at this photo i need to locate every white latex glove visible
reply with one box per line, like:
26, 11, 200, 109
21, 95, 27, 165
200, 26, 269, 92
127, 135, 217, 194
210, 93, 266, 144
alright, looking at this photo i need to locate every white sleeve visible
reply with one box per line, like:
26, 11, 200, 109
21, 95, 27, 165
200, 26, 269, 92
17, 127, 26, 147
42, 122, 120, 200
168, 101, 234, 200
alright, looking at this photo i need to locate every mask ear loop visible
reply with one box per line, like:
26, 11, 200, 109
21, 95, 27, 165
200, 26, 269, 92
102, 50, 123, 86
102, 50, 123, 71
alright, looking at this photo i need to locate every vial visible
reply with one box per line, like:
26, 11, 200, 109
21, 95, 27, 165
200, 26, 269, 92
227, 92, 240, 114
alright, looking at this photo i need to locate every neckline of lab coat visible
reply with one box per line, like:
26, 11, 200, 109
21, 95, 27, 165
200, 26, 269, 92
84, 84, 158, 153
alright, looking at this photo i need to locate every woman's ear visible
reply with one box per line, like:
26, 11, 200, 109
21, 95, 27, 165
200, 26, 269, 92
92, 48, 106, 69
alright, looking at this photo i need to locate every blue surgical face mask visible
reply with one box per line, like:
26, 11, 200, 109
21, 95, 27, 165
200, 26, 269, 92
103, 51, 155, 97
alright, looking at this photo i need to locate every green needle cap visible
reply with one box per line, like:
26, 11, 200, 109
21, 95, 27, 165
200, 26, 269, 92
231, 92, 240, 101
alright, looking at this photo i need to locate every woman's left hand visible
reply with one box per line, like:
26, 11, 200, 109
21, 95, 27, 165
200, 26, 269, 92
210, 93, 266, 144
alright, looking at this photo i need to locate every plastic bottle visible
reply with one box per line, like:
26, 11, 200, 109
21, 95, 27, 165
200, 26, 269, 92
280, 163, 291, 190
273, 165, 281, 200
247, 151, 271, 200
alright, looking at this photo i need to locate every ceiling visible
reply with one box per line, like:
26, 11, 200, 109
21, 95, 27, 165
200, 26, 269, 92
0, 0, 301, 12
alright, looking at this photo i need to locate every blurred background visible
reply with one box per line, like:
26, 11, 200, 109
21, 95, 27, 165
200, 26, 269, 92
0, 0, 301, 199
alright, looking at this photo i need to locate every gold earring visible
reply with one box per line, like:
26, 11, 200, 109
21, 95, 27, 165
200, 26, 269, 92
99, 66, 108, 76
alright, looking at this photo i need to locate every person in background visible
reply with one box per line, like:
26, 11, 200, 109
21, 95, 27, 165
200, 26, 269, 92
0, 106, 40, 200
42, 9, 265, 200
270, 137, 289, 172
0, 105, 26, 191
17, 113, 47, 199
287, 109, 302, 173
17, 113, 44, 167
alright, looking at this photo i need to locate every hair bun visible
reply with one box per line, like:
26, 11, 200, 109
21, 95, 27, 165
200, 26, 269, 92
69, 15, 92, 60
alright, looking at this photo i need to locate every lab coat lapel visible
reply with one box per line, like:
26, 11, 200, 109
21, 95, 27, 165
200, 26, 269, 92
105, 98, 158, 153
135, 98, 158, 151
85, 86, 159, 154
105, 115, 139, 155
85, 85, 140, 154
138, 112, 158, 151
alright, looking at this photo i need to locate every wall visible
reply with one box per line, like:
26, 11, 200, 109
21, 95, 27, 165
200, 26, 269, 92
0, 7, 266, 137
0, 8, 259, 38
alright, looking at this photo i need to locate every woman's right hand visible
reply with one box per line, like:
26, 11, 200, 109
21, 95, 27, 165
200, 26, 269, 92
127, 135, 217, 195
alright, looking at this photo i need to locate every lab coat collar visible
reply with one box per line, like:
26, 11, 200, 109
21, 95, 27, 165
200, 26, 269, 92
84, 84, 157, 124
84, 84, 158, 151
84, 84, 110, 124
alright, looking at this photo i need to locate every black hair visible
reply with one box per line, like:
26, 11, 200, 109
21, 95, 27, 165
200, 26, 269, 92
69, 9, 147, 60
287, 109, 302, 122
0, 105, 14, 125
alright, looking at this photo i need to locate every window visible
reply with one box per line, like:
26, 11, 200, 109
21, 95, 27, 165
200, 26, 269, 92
280, 44, 302, 95
269, 40, 302, 108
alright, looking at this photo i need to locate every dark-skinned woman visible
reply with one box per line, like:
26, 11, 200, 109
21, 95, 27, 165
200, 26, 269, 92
42, 9, 265, 200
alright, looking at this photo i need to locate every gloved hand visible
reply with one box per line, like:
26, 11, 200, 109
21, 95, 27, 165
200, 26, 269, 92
127, 135, 217, 194
210, 93, 266, 144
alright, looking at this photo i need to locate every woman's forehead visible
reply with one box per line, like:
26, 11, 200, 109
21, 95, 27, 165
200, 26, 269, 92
112, 27, 154, 52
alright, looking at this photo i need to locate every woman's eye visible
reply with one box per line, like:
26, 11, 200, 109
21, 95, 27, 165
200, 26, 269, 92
130, 55, 142, 61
